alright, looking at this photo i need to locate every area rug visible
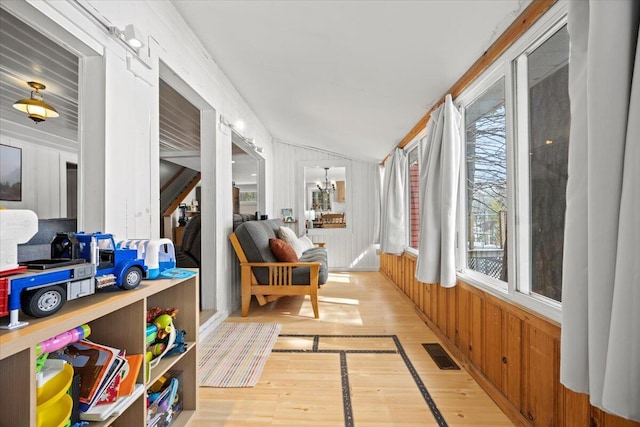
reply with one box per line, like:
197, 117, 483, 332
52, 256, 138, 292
199, 322, 282, 387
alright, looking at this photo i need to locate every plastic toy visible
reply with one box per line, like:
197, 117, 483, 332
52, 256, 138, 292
118, 239, 176, 279
146, 307, 178, 323
0, 211, 148, 329
36, 324, 91, 356
146, 307, 184, 369
147, 377, 180, 427
164, 329, 188, 357
153, 314, 173, 339
36, 359, 74, 427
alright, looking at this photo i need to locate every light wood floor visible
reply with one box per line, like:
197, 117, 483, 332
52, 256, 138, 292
191, 272, 514, 427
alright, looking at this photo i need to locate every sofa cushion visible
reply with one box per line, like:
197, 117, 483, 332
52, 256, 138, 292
269, 238, 298, 262
299, 235, 315, 251
277, 226, 304, 257
297, 248, 329, 285
234, 220, 279, 263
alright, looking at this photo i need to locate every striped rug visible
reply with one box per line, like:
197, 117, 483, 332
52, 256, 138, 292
199, 322, 282, 387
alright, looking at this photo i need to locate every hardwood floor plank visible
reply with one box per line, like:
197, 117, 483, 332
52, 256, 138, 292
192, 272, 514, 426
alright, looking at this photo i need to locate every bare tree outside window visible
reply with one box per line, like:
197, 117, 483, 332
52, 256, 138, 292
465, 78, 507, 281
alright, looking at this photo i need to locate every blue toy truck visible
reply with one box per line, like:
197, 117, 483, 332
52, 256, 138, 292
0, 232, 147, 329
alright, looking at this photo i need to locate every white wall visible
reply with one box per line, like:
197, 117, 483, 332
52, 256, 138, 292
0, 137, 77, 219
273, 142, 380, 271
2, 0, 274, 320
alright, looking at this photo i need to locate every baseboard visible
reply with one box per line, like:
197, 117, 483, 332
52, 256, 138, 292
413, 307, 532, 427
199, 309, 228, 341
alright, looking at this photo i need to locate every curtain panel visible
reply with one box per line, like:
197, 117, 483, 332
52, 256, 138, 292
373, 164, 383, 245
379, 148, 407, 254
415, 94, 462, 287
561, 0, 640, 421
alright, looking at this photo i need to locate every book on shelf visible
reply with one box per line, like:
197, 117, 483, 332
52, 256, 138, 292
119, 354, 144, 397
49, 339, 120, 405
78, 353, 145, 421
80, 384, 145, 422
92, 351, 126, 406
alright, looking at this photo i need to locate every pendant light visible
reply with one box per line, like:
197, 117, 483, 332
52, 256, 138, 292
13, 81, 59, 123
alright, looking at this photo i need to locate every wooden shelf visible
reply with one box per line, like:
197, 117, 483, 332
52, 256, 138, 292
0, 272, 199, 427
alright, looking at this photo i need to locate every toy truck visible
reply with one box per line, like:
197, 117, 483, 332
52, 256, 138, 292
0, 212, 147, 329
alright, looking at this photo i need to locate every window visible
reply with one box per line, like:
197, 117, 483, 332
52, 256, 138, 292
408, 147, 420, 249
464, 78, 507, 282
456, 7, 569, 318
516, 25, 570, 303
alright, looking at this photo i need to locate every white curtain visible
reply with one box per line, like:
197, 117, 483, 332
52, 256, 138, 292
373, 164, 384, 244
379, 148, 407, 254
561, 0, 640, 422
415, 95, 462, 287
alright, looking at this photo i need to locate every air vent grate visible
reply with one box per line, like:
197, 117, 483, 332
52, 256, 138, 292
422, 343, 460, 370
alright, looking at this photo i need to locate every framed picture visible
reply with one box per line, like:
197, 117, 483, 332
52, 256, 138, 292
281, 208, 294, 222
239, 191, 257, 203
0, 144, 22, 201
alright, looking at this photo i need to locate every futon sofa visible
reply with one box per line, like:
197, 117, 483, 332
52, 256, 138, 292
230, 219, 328, 318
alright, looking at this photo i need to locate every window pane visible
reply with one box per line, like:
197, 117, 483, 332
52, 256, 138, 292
408, 148, 419, 249
465, 78, 507, 281
528, 26, 570, 302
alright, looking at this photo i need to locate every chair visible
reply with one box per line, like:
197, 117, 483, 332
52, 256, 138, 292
175, 214, 201, 268
320, 213, 346, 228
229, 220, 327, 318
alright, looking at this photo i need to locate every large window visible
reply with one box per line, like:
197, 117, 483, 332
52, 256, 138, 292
516, 25, 570, 303
457, 11, 569, 317
408, 147, 420, 249
465, 78, 507, 282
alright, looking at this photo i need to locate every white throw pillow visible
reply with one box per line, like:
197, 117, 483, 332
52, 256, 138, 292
278, 226, 304, 257
299, 235, 315, 251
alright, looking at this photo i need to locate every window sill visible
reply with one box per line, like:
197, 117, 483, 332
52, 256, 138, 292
457, 269, 561, 325
457, 269, 508, 295
404, 247, 418, 257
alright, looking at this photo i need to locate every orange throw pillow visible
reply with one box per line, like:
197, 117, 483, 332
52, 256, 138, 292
269, 238, 298, 262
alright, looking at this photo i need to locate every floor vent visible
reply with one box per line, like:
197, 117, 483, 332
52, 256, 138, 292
422, 343, 460, 370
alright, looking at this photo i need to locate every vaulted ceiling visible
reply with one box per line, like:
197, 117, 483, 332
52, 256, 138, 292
172, 0, 530, 163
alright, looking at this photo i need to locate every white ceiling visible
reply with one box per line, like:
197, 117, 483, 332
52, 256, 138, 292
172, 0, 530, 163
0, 8, 78, 145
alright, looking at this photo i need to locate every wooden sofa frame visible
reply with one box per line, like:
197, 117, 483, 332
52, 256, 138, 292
229, 232, 321, 318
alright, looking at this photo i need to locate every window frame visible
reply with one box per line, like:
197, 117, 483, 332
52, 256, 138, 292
406, 141, 421, 253
512, 19, 568, 311
453, 2, 568, 323
456, 68, 511, 296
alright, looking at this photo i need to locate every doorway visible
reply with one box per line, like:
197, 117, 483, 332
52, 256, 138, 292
159, 62, 217, 325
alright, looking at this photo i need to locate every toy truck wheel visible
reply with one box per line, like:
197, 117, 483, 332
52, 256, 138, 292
121, 267, 143, 290
20, 286, 67, 318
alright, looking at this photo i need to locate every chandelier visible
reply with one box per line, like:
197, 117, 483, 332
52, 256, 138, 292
316, 167, 336, 194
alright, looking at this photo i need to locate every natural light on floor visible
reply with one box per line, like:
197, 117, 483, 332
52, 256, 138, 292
317, 296, 360, 306
328, 272, 352, 283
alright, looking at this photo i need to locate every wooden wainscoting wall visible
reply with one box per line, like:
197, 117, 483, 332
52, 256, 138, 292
380, 252, 640, 427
